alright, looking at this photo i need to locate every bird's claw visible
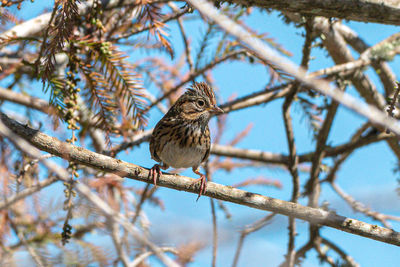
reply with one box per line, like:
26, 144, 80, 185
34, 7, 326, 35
196, 175, 207, 201
149, 164, 162, 186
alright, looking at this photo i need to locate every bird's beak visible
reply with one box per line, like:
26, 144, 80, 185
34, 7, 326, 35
210, 105, 224, 115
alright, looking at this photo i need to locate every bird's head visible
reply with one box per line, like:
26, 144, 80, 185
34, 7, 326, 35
175, 82, 224, 122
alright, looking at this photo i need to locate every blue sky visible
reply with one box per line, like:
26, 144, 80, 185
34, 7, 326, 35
4, 1, 400, 266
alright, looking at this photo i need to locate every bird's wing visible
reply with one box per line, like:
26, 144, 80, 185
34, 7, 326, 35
201, 126, 211, 163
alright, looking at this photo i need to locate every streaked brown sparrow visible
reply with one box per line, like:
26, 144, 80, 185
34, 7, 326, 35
149, 82, 223, 199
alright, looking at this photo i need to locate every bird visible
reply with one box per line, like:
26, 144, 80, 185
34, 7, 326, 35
149, 82, 224, 200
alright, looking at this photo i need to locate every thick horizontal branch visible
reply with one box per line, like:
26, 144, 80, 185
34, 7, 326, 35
229, 0, 400, 25
1, 112, 400, 246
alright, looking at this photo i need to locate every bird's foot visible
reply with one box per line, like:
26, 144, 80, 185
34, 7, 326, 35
149, 164, 162, 186
195, 174, 207, 201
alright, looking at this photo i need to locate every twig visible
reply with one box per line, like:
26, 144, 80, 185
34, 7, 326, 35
109, 129, 153, 156
210, 0, 400, 25
113, 6, 189, 41
205, 161, 218, 267
144, 50, 247, 112
9, 217, 46, 267
320, 237, 360, 267
0, 0, 131, 40
309, 32, 400, 79
282, 94, 299, 267
169, 2, 194, 72
293, 240, 314, 265
281, 18, 314, 266
323, 122, 371, 183
314, 240, 336, 267
109, 218, 130, 267
131, 184, 156, 225
0, 176, 58, 211
305, 92, 341, 202
331, 182, 400, 228
335, 23, 396, 96
33, 0, 58, 75
232, 213, 275, 267
210, 197, 217, 267
130, 247, 177, 267
219, 83, 291, 113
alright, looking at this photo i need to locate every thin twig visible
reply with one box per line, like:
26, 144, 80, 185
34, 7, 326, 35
130, 247, 177, 267
131, 184, 156, 225
281, 18, 314, 267
9, 216, 46, 267
144, 50, 247, 113
335, 23, 396, 96
314, 240, 336, 267
169, 2, 194, 72
232, 213, 275, 267
210, 197, 217, 267
0, 176, 58, 211
33, 0, 58, 76
113, 7, 189, 41
330, 182, 399, 228
320, 237, 360, 267
293, 240, 314, 265
109, 218, 130, 266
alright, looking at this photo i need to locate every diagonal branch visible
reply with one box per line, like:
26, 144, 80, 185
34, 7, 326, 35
1, 112, 400, 246
187, 0, 400, 136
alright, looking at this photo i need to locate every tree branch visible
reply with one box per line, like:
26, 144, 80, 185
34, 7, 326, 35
187, 0, 400, 136
0, 114, 178, 267
1, 112, 400, 246
0, 87, 51, 113
226, 0, 400, 25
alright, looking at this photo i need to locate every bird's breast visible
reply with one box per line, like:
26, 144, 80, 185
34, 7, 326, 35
158, 125, 209, 169
159, 140, 207, 169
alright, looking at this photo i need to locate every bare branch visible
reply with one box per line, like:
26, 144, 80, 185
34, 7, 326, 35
232, 213, 275, 267
0, 176, 58, 211
0, 87, 51, 113
0, 114, 179, 267
1, 112, 400, 246
187, 0, 400, 136
226, 0, 400, 25
9, 217, 46, 267
331, 182, 400, 228
320, 237, 360, 267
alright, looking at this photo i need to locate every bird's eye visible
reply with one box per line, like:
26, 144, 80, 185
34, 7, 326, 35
197, 100, 205, 107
